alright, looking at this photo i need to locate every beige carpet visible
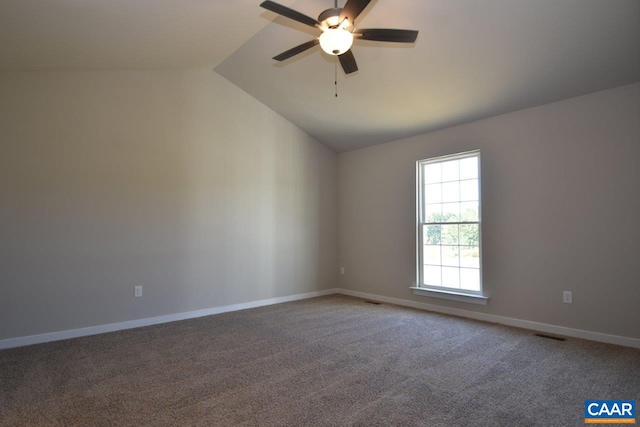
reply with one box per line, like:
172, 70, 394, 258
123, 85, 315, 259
1, 294, 639, 426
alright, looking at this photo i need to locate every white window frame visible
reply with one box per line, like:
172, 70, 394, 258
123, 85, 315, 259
412, 150, 488, 305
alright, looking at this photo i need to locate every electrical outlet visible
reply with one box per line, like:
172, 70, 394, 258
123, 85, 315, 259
135, 286, 142, 298
563, 291, 572, 304
340, 267, 345, 275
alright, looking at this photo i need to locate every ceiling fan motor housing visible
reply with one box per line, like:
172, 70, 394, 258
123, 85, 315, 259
318, 8, 343, 28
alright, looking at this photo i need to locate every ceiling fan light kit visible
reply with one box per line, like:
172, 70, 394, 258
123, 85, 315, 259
319, 28, 353, 55
260, 0, 419, 75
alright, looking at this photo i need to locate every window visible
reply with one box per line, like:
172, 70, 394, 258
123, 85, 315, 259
416, 151, 483, 298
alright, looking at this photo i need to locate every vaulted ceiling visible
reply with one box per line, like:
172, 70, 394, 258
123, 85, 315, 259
2, 0, 639, 152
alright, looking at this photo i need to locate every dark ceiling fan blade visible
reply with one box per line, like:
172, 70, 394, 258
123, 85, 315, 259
273, 39, 319, 61
338, 50, 358, 74
355, 28, 419, 43
260, 1, 320, 29
339, 0, 372, 24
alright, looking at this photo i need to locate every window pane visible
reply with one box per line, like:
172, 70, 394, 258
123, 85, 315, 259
460, 246, 480, 268
460, 179, 478, 201
424, 225, 441, 245
442, 245, 459, 267
442, 267, 460, 288
425, 204, 443, 221
424, 163, 441, 184
441, 160, 459, 182
423, 245, 441, 265
459, 157, 478, 180
425, 183, 442, 203
441, 225, 459, 245
459, 224, 479, 246
460, 268, 480, 291
442, 203, 460, 222
424, 265, 441, 286
460, 202, 478, 221
442, 181, 460, 203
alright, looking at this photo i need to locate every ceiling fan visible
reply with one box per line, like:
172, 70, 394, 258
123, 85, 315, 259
260, 0, 419, 74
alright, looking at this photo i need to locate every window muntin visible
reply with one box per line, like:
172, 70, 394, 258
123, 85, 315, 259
417, 151, 481, 294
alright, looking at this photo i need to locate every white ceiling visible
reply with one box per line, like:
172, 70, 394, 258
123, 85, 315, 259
2, 0, 639, 152
0, 0, 295, 70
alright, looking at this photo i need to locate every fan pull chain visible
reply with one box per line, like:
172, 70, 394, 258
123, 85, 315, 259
335, 59, 338, 98
333, 0, 339, 97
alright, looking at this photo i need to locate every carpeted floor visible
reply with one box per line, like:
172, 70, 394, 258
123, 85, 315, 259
1, 294, 638, 426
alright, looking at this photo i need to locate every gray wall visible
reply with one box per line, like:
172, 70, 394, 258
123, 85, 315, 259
0, 69, 338, 340
338, 83, 640, 340
2, 70, 638, 343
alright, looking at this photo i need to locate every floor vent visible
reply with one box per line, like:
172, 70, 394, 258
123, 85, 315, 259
365, 301, 382, 305
535, 333, 566, 341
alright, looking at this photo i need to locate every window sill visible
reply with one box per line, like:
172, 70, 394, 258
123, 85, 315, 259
410, 287, 489, 306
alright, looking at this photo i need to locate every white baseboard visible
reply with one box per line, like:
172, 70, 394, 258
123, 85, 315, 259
2, 287, 638, 350
335, 289, 640, 349
0, 288, 338, 350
